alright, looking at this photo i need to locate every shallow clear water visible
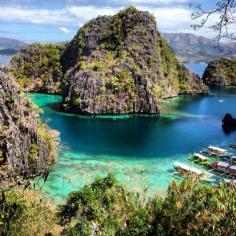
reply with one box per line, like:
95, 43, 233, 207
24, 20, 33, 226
0, 55, 10, 65
28, 63, 236, 201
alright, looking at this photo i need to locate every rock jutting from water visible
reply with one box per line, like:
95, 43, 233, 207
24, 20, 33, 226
61, 7, 208, 115
222, 113, 236, 133
203, 58, 236, 86
0, 65, 56, 189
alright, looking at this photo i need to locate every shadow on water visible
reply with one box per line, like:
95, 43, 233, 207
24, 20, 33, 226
46, 101, 62, 112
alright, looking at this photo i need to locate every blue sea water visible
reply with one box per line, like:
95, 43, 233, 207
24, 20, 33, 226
0, 55, 10, 65
28, 63, 236, 201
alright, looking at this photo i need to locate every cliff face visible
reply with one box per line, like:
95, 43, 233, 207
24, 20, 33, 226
0, 66, 55, 189
61, 7, 208, 115
203, 58, 236, 86
10, 44, 63, 94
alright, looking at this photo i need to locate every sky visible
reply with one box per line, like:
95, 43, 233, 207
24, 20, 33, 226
0, 0, 221, 43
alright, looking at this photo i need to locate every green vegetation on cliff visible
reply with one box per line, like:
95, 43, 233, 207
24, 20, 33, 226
203, 58, 236, 86
10, 44, 63, 93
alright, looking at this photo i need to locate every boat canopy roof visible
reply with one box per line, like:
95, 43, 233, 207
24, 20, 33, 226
217, 161, 230, 168
174, 162, 203, 175
208, 146, 228, 153
229, 165, 236, 171
193, 153, 208, 161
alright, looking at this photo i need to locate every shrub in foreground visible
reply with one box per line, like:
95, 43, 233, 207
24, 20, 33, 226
58, 175, 236, 236
0, 188, 59, 236
1, 175, 236, 236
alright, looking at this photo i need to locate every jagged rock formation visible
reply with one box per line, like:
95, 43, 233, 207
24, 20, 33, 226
0, 66, 55, 189
203, 58, 236, 86
61, 7, 208, 115
10, 44, 64, 93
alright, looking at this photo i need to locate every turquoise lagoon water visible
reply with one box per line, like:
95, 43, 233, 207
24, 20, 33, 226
28, 64, 236, 201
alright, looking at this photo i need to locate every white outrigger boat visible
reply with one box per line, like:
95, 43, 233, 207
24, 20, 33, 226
174, 162, 213, 179
207, 146, 228, 157
192, 153, 208, 162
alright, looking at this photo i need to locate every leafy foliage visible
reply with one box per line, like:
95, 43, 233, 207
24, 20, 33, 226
0, 189, 58, 236
151, 178, 236, 236
58, 174, 152, 236
1, 175, 235, 235
58, 175, 236, 236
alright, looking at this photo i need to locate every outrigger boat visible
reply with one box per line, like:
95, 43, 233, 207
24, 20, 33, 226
192, 153, 208, 163
207, 146, 228, 157
174, 162, 212, 178
210, 161, 236, 176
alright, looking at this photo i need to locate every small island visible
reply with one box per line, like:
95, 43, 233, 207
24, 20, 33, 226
203, 58, 236, 86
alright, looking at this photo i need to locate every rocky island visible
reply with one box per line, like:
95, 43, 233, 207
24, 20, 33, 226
222, 113, 236, 133
0, 65, 55, 189
10, 7, 208, 115
61, 7, 208, 114
203, 58, 236, 86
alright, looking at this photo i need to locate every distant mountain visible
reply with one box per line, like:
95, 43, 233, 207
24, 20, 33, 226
0, 37, 26, 50
163, 33, 236, 63
0, 37, 26, 56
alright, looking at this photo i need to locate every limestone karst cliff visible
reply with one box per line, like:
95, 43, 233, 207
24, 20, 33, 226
0, 66, 55, 189
61, 7, 208, 114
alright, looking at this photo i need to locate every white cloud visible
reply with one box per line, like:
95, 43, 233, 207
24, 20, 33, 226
149, 7, 191, 32
0, 4, 228, 38
129, 0, 189, 3
0, 6, 116, 26
59, 26, 71, 33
